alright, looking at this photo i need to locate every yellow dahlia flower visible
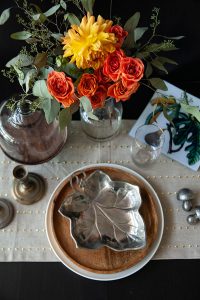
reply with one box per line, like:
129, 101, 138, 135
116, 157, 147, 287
62, 13, 117, 70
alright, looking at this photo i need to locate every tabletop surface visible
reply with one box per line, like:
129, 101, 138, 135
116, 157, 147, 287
1, 0, 200, 299
1, 117, 200, 300
1, 120, 200, 264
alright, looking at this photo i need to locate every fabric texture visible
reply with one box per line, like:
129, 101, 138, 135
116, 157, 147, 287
0, 120, 200, 261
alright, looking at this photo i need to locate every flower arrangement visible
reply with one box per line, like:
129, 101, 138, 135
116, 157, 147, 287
0, 0, 182, 128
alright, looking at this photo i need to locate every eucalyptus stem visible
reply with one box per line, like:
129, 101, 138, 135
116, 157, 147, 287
141, 82, 156, 93
141, 81, 167, 98
138, 7, 160, 52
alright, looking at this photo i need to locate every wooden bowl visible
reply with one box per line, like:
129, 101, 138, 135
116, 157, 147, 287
46, 164, 164, 281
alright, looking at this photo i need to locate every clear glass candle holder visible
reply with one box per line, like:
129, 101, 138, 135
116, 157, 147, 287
80, 98, 123, 142
131, 124, 165, 167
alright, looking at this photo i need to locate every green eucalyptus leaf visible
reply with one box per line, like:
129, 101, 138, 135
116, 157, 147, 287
41, 98, 51, 120
33, 52, 48, 69
24, 69, 37, 93
32, 13, 47, 23
145, 62, 153, 78
41, 98, 60, 124
123, 12, 140, 49
149, 78, 168, 91
136, 51, 149, 59
59, 107, 71, 130
41, 98, 51, 123
13, 66, 24, 86
87, 111, 99, 120
10, 31, 32, 40
0, 7, 11, 25
33, 80, 52, 99
137, 41, 178, 59
79, 96, 92, 113
26, 37, 39, 44
32, 13, 41, 21
39, 67, 54, 80
56, 56, 63, 68
157, 56, 178, 65
51, 33, 63, 41
124, 12, 140, 32
64, 63, 82, 79
49, 100, 60, 123
151, 58, 168, 74
181, 103, 200, 123
81, 0, 95, 14
161, 35, 184, 40
6, 54, 34, 68
134, 27, 148, 42
64, 13, 80, 25
161, 45, 178, 51
60, 0, 67, 10
44, 4, 60, 17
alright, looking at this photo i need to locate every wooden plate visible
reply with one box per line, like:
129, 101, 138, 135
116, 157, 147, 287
46, 164, 164, 281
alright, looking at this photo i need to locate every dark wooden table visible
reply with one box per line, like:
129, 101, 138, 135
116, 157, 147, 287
0, 260, 200, 300
1, 1, 200, 299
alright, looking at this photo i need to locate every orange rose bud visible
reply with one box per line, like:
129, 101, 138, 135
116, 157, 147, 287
109, 25, 128, 48
89, 85, 107, 109
108, 80, 140, 101
103, 49, 125, 82
47, 71, 75, 108
77, 73, 98, 97
120, 57, 144, 87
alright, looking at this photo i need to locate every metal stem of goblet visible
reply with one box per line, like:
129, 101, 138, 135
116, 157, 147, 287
13, 165, 46, 205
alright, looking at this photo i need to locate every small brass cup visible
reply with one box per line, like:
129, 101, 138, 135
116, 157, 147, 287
13, 165, 45, 205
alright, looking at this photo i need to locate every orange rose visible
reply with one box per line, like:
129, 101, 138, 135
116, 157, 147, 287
109, 25, 128, 48
108, 80, 140, 101
94, 67, 111, 84
89, 85, 107, 109
120, 57, 144, 87
77, 73, 98, 97
103, 49, 125, 82
47, 71, 75, 108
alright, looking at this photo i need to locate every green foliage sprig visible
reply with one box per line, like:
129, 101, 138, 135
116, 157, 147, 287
0, 0, 183, 128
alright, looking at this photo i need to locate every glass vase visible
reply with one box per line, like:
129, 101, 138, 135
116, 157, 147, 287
80, 98, 123, 141
0, 99, 67, 164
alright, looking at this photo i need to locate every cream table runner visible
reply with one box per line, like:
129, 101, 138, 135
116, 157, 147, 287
0, 120, 200, 261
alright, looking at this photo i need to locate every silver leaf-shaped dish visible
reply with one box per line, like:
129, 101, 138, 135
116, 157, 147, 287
59, 170, 146, 251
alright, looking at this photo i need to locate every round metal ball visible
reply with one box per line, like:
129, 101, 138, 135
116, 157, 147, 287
182, 200, 193, 211
187, 214, 199, 225
194, 206, 200, 219
177, 188, 194, 201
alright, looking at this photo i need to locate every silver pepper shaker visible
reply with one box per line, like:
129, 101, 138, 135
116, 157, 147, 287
176, 188, 194, 211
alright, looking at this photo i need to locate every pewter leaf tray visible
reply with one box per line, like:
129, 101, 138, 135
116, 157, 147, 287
59, 170, 146, 251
